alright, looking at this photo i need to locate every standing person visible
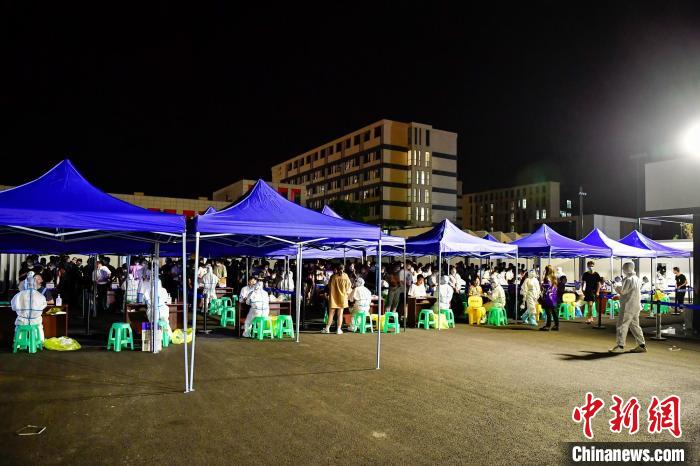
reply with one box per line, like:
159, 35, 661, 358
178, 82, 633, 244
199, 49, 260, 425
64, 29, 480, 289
673, 267, 688, 310
581, 261, 601, 324
201, 264, 219, 312
609, 262, 647, 353
93, 260, 111, 313
521, 270, 541, 326
322, 264, 351, 334
540, 267, 559, 331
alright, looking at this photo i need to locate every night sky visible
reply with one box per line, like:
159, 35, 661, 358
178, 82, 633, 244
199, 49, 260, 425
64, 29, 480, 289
3, 2, 700, 217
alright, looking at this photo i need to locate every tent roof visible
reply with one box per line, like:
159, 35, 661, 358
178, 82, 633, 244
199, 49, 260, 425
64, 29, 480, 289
482, 233, 500, 242
619, 230, 691, 258
195, 180, 380, 244
580, 228, 657, 258
0, 160, 185, 234
510, 224, 609, 258
321, 205, 342, 218
406, 219, 517, 256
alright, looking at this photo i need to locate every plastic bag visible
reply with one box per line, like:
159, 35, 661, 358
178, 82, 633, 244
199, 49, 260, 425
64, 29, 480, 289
43, 337, 81, 351
171, 328, 193, 344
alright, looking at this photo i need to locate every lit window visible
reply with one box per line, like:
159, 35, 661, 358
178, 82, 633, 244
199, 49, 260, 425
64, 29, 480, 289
425, 152, 430, 166
542, 209, 547, 219
413, 188, 417, 202
566, 199, 572, 209
420, 171, 425, 185
510, 213, 515, 222
522, 198, 527, 209
425, 189, 430, 203
426, 172, 430, 185
415, 207, 419, 221
407, 207, 412, 221
420, 207, 425, 222
536, 210, 540, 220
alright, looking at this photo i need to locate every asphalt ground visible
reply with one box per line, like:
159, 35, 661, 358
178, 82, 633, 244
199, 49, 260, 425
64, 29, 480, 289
1, 314, 698, 465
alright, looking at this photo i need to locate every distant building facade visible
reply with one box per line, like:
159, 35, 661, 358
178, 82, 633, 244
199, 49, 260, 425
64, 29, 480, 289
270, 119, 458, 227
461, 181, 575, 233
213, 180, 306, 205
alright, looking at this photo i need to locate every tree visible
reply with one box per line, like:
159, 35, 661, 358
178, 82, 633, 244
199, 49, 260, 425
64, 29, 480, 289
682, 223, 693, 239
328, 200, 369, 222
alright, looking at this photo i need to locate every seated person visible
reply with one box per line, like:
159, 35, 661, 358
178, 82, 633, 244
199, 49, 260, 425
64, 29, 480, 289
408, 274, 427, 298
468, 277, 483, 297
239, 277, 257, 303
12, 271, 47, 341
348, 277, 372, 331
484, 277, 506, 319
242, 282, 270, 338
33, 273, 54, 304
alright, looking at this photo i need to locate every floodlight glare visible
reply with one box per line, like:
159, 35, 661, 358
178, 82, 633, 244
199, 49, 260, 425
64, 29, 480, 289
679, 119, 700, 157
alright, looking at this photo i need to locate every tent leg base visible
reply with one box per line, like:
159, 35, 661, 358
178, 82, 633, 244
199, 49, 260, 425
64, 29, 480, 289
591, 325, 606, 329
650, 336, 667, 341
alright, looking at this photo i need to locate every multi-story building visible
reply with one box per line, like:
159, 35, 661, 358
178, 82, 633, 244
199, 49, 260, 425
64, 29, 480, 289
461, 181, 575, 233
213, 180, 306, 205
270, 119, 458, 227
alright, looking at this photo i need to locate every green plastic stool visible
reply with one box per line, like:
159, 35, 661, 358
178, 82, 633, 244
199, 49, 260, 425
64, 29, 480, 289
107, 323, 134, 352
208, 298, 222, 316
158, 319, 170, 348
558, 303, 574, 320
583, 302, 597, 318
13, 324, 43, 353
251, 316, 274, 340
275, 315, 295, 339
439, 309, 456, 328
659, 297, 671, 315
417, 309, 436, 329
352, 311, 374, 333
605, 300, 620, 318
383, 311, 400, 333
220, 306, 236, 327
486, 307, 508, 326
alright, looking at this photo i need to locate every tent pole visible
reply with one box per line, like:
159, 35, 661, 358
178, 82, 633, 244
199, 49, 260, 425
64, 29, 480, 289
189, 232, 200, 392
181, 234, 189, 393
376, 238, 382, 369
403, 244, 407, 332
153, 242, 160, 353
514, 251, 519, 323
689, 257, 693, 306
437, 249, 442, 332
245, 256, 249, 283
123, 255, 131, 322
295, 244, 302, 343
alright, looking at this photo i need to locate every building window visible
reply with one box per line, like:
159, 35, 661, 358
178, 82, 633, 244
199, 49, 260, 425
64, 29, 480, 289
363, 131, 370, 142
420, 207, 425, 222
510, 213, 515, 223
426, 129, 430, 146
353, 134, 360, 145
420, 171, 425, 185
374, 126, 382, 138
426, 172, 430, 185
521, 198, 527, 209
536, 210, 540, 220
345, 139, 351, 149
407, 207, 412, 221
541, 209, 547, 219
425, 151, 430, 166
425, 189, 430, 203
566, 199, 572, 209
489, 203, 494, 212
336, 142, 342, 152
415, 207, 419, 222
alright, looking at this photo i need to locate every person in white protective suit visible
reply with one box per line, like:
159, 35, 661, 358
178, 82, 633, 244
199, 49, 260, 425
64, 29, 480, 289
348, 277, 372, 331
280, 270, 294, 301
521, 270, 541, 326
12, 271, 47, 341
201, 264, 219, 311
122, 272, 139, 304
609, 262, 647, 353
434, 275, 454, 314
242, 282, 270, 337
239, 277, 257, 304
137, 266, 152, 302
143, 278, 170, 324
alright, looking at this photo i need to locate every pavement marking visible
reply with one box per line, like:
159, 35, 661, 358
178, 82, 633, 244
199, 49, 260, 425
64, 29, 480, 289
372, 431, 387, 439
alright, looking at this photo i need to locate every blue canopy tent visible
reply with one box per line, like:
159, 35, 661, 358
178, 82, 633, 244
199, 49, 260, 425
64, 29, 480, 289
190, 180, 383, 391
620, 230, 691, 296
405, 219, 519, 327
510, 224, 609, 259
581, 228, 657, 285
482, 233, 500, 242
0, 160, 189, 392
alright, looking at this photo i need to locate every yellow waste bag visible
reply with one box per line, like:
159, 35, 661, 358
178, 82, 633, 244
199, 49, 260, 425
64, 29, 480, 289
44, 337, 81, 351
171, 328, 193, 345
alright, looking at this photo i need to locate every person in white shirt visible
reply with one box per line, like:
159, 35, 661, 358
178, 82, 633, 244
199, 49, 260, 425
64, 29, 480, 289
243, 282, 270, 338
348, 277, 372, 331
201, 264, 219, 311
94, 260, 112, 313
239, 277, 257, 304
12, 271, 47, 342
448, 266, 465, 293
609, 262, 647, 353
408, 274, 427, 298
137, 266, 152, 303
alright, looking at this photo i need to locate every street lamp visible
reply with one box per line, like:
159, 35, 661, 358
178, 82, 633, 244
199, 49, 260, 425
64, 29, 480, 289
679, 119, 700, 158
